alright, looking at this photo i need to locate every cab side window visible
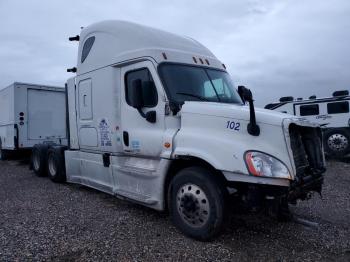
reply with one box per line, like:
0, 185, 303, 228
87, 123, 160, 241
125, 68, 158, 108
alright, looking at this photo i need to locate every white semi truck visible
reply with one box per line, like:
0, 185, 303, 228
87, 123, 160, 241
0, 82, 67, 160
31, 21, 326, 240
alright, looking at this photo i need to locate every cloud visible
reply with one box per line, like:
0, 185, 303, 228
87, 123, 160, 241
0, 0, 349, 107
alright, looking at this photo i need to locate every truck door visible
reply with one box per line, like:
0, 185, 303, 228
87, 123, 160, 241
120, 61, 166, 157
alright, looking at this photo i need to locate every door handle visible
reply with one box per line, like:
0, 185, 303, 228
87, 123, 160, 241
83, 94, 87, 106
123, 131, 129, 147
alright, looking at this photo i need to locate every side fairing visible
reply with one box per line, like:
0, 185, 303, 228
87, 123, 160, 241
67, 77, 79, 149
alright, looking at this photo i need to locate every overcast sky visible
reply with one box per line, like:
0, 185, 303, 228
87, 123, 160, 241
0, 0, 349, 107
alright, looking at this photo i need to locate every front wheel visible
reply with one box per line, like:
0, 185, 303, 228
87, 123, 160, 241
168, 166, 228, 241
324, 129, 350, 157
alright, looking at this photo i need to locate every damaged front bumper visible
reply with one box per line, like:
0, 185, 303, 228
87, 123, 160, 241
285, 119, 326, 202
288, 168, 324, 203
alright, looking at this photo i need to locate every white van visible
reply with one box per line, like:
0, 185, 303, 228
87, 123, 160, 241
31, 21, 326, 240
265, 91, 350, 157
0, 82, 67, 159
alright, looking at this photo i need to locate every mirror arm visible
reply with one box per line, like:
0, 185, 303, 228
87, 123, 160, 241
137, 108, 146, 118
247, 99, 260, 136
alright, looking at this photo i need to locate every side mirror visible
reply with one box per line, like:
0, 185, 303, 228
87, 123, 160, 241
238, 85, 252, 103
129, 79, 144, 109
129, 79, 157, 124
237, 85, 260, 136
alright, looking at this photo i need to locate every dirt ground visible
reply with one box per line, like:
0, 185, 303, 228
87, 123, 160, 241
0, 157, 349, 261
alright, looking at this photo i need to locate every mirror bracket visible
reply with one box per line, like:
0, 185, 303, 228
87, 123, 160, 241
145, 111, 156, 123
137, 109, 156, 123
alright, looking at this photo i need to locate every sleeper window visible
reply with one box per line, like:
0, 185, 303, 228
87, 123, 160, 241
125, 68, 158, 108
81, 36, 95, 63
327, 101, 349, 114
299, 104, 319, 116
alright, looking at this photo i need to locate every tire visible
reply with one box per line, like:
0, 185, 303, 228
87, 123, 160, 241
0, 142, 9, 161
168, 166, 228, 241
47, 146, 66, 183
32, 144, 49, 177
324, 129, 350, 157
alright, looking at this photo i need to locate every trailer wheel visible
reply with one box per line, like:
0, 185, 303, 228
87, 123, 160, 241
324, 129, 350, 157
168, 166, 228, 241
47, 147, 66, 183
32, 144, 49, 177
0, 141, 9, 160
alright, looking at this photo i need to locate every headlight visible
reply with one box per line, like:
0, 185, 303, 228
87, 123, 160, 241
244, 151, 291, 179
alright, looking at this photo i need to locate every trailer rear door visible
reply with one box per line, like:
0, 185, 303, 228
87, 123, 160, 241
27, 89, 66, 140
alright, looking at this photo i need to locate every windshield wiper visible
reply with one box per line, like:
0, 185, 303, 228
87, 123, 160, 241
176, 92, 209, 101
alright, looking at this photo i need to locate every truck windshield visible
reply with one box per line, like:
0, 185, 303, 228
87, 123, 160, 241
158, 64, 243, 105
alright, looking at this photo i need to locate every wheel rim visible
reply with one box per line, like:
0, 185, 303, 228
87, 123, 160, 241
327, 134, 349, 152
176, 183, 210, 228
33, 151, 40, 171
48, 154, 57, 176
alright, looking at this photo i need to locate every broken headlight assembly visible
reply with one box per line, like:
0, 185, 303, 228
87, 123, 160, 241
244, 151, 291, 179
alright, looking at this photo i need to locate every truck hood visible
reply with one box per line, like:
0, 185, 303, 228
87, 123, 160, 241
181, 101, 299, 126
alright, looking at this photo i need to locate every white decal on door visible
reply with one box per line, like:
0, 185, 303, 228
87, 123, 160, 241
99, 118, 112, 147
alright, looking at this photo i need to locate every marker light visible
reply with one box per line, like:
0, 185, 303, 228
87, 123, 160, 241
244, 151, 291, 179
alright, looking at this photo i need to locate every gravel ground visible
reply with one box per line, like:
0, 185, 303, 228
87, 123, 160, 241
0, 158, 349, 261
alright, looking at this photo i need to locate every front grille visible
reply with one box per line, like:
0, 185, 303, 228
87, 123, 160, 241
289, 124, 325, 178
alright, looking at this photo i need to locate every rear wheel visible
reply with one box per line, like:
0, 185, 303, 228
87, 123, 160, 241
324, 129, 350, 157
32, 144, 49, 176
47, 147, 66, 183
168, 166, 228, 241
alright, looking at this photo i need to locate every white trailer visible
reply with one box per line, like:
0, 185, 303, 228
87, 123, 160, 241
265, 91, 350, 157
31, 21, 326, 240
0, 82, 67, 159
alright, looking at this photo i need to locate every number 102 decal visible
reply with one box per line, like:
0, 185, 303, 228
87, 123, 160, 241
226, 121, 240, 131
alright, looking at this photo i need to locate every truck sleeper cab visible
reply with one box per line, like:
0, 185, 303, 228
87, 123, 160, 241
32, 21, 326, 240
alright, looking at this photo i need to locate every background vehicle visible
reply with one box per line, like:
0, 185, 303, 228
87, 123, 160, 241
31, 21, 326, 240
265, 91, 350, 157
0, 82, 67, 160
